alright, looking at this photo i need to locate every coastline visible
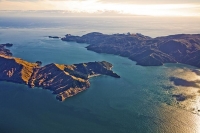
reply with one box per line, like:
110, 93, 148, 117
0, 44, 120, 101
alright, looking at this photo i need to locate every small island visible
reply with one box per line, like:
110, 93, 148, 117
0, 44, 120, 101
49, 36, 60, 39
0, 43, 13, 56
61, 32, 200, 68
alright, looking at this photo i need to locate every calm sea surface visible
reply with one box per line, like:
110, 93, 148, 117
0, 16, 200, 133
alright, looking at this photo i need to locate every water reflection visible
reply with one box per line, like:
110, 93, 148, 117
169, 67, 200, 120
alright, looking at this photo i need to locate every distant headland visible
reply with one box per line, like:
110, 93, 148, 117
0, 43, 120, 101
61, 32, 200, 68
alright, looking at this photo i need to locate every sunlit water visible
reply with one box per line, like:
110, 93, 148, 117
0, 17, 200, 133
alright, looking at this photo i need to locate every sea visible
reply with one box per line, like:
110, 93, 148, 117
0, 16, 200, 133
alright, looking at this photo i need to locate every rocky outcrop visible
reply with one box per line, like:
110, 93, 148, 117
0, 46, 120, 101
61, 32, 200, 67
35, 61, 42, 66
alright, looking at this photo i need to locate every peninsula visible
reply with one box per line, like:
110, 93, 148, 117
0, 44, 120, 101
61, 32, 200, 67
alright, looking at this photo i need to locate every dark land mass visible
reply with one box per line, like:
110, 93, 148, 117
0, 44, 120, 101
172, 94, 187, 101
61, 32, 200, 67
170, 77, 200, 88
49, 36, 60, 39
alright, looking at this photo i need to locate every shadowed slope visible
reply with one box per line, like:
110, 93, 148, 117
61, 32, 200, 67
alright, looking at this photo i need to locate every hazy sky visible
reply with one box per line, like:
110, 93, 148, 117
0, 0, 200, 16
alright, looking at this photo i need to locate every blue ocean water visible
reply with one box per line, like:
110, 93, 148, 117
0, 17, 200, 133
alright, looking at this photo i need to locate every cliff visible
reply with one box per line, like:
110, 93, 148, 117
61, 33, 200, 67
0, 44, 120, 101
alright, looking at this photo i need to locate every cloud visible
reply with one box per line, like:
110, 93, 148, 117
0, 10, 129, 17
98, 0, 200, 4
2, 0, 200, 4
0, 0, 200, 16
0, 0, 54, 10
6, 0, 39, 1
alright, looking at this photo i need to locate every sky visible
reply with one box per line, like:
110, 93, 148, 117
0, 0, 200, 16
